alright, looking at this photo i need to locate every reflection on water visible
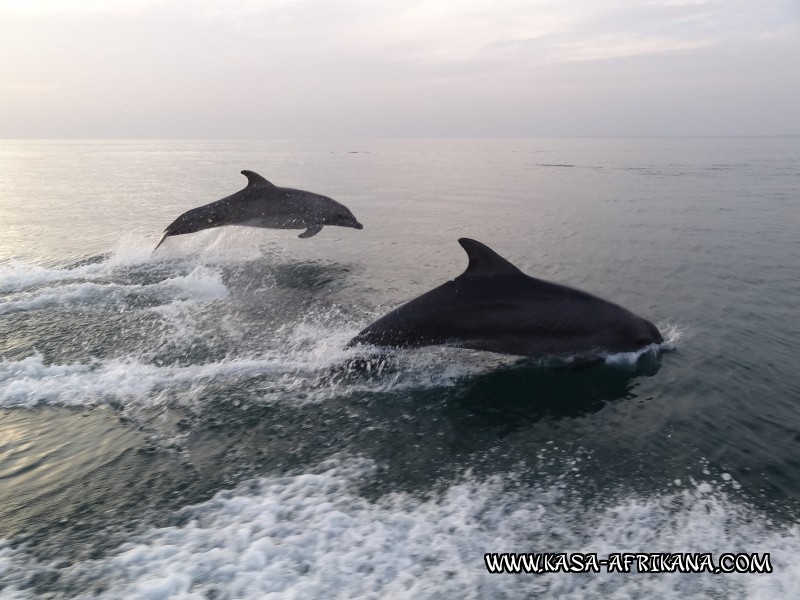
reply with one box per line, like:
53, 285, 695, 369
0, 409, 147, 562
448, 362, 645, 437
1, 138, 799, 598
0, 345, 660, 568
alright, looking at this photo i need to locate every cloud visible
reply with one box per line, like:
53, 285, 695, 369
0, 0, 163, 16
0, 83, 62, 93
551, 35, 714, 62
0, 0, 797, 136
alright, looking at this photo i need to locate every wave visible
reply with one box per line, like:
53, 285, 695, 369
0, 265, 227, 315
0, 319, 678, 411
1, 455, 796, 599
0, 258, 108, 294
0, 344, 511, 411
0, 248, 681, 413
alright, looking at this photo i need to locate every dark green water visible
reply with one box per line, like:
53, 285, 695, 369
0, 138, 798, 598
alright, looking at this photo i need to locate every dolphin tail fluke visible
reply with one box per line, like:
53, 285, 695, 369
152, 231, 170, 253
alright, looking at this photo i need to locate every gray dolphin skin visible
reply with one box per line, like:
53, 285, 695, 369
153, 170, 363, 251
347, 238, 663, 359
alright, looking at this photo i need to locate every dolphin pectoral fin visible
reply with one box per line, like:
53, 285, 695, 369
152, 231, 170, 253
298, 224, 323, 238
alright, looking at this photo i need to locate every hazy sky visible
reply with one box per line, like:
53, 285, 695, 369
1, 0, 798, 137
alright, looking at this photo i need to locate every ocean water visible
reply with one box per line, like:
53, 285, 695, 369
0, 138, 798, 599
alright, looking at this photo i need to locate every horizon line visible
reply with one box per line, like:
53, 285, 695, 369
1, 134, 799, 141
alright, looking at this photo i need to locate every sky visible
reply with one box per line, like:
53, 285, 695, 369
1, 0, 798, 137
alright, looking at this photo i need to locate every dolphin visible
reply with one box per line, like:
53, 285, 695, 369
153, 170, 363, 251
347, 238, 663, 360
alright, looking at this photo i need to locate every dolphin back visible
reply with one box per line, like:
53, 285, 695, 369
347, 239, 663, 358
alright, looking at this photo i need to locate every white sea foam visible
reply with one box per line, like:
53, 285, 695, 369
0, 541, 28, 599
105, 233, 169, 267
157, 265, 229, 301
658, 321, 684, 348
0, 345, 491, 411
0, 353, 290, 409
0, 304, 667, 411
146, 228, 275, 264
600, 322, 682, 370
0, 259, 107, 293
2, 457, 796, 599
0, 266, 228, 315
0, 281, 114, 315
0, 235, 171, 293
0, 250, 680, 410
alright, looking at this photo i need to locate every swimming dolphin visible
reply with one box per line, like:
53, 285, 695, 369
153, 170, 363, 251
347, 238, 663, 359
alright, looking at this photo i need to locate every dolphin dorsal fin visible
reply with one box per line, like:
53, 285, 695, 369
241, 170, 275, 188
458, 238, 523, 276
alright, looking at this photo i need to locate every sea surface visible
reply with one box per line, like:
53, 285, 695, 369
0, 138, 798, 599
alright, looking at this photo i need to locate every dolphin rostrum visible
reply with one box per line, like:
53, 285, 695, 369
347, 238, 663, 359
153, 170, 363, 251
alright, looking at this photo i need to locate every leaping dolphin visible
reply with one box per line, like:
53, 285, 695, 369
347, 238, 663, 360
153, 170, 363, 251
